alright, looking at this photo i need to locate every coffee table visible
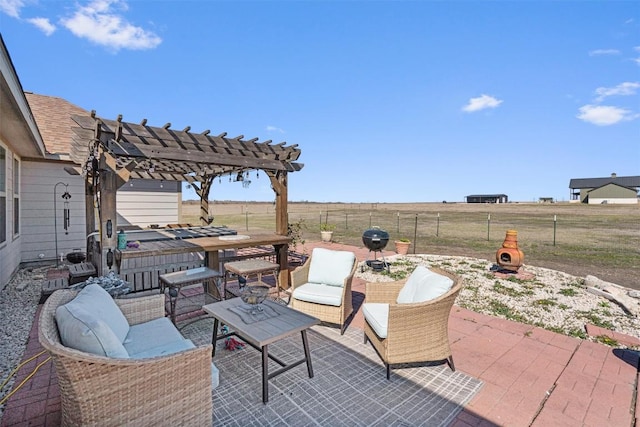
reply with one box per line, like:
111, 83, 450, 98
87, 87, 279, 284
202, 298, 320, 403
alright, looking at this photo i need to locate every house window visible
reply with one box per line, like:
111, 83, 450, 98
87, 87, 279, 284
13, 157, 20, 236
0, 146, 6, 244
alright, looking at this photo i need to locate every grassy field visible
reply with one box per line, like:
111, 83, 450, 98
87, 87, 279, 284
182, 201, 640, 289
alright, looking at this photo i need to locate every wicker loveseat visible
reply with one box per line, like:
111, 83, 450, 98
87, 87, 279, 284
39, 286, 214, 426
362, 266, 462, 379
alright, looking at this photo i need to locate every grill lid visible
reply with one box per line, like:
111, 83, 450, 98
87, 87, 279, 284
362, 227, 390, 251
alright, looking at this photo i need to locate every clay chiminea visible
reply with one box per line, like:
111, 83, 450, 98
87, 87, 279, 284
496, 230, 524, 272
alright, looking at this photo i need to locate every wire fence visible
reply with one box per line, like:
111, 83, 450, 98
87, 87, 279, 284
198, 204, 638, 264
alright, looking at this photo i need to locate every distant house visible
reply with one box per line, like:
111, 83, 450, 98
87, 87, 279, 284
569, 173, 640, 204
0, 36, 181, 287
465, 194, 508, 204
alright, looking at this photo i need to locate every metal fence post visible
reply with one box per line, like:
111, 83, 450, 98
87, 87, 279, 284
413, 213, 418, 254
487, 213, 491, 241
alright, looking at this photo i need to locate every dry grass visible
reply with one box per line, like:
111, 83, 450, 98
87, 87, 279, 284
182, 201, 640, 289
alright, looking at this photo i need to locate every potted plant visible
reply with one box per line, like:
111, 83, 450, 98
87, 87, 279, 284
320, 223, 336, 242
394, 238, 411, 255
287, 219, 307, 254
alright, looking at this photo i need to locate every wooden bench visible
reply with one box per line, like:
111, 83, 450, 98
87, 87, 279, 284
40, 278, 69, 304
68, 262, 97, 285
223, 259, 280, 300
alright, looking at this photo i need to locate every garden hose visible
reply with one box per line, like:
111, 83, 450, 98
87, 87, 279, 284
0, 350, 51, 406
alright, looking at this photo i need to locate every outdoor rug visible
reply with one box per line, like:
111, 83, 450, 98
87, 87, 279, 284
180, 318, 483, 427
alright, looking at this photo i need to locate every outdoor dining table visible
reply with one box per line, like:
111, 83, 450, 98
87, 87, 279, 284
115, 232, 292, 290
188, 233, 291, 288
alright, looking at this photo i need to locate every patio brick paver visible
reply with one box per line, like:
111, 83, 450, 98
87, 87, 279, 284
1, 240, 638, 426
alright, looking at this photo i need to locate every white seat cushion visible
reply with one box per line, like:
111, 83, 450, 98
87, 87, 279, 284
396, 266, 454, 304
128, 337, 195, 359
362, 303, 389, 339
307, 248, 356, 287
124, 317, 188, 356
292, 282, 343, 306
55, 284, 131, 358
211, 362, 219, 390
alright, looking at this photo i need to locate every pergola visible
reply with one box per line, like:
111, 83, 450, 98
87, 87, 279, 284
70, 112, 303, 276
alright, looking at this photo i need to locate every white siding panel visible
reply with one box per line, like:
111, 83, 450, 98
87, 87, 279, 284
117, 191, 181, 228
588, 198, 638, 205
20, 161, 86, 263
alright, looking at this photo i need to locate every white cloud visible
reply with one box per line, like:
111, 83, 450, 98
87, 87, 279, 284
462, 94, 503, 113
60, 0, 161, 52
576, 105, 637, 126
0, 0, 25, 18
266, 125, 285, 133
27, 17, 55, 35
588, 49, 620, 56
594, 82, 640, 102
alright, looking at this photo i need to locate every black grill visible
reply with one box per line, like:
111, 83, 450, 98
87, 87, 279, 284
362, 227, 389, 251
362, 227, 390, 272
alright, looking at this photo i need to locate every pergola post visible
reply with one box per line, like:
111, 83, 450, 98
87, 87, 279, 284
98, 154, 118, 275
268, 171, 290, 288
84, 178, 96, 263
199, 176, 214, 226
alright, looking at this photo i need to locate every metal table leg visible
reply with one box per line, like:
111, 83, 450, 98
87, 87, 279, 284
301, 330, 314, 378
262, 344, 269, 403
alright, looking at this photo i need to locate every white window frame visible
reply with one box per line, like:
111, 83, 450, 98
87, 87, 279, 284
0, 143, 6, 246
13, 156, 20, 238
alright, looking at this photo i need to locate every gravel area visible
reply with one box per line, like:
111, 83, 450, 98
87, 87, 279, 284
2, 256, 639, 421
0, 264, 50, 418
358, 254, 640, 343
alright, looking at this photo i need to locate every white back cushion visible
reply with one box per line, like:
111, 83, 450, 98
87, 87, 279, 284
56, 302, 129, 358
307, 248, 356, 287
396, 266, 454, 304
56, 283, 130, 341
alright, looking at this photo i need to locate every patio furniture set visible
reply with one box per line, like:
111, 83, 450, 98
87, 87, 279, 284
38, 247, 461, 425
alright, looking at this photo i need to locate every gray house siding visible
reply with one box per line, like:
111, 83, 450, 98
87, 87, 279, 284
20, 161, 86, 263
586, 183, 638, 205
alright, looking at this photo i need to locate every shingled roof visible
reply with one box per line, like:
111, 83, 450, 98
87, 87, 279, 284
569, 174, 640, 190
25, 92, 89, 159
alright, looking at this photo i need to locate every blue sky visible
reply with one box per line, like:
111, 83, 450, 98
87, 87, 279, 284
2, 0, 639, 203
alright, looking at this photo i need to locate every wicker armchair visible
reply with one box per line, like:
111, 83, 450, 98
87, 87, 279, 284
39, 289, 213, 426
289, 248, 358, 334
363, 268, 461, 379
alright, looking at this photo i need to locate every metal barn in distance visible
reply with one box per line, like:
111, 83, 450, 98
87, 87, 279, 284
465, 194, 509, 203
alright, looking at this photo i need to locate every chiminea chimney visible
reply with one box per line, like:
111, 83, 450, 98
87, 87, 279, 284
611, 173, 617, 178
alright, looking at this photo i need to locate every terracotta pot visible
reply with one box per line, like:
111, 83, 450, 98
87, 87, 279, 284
395, 241, 411, 255
496, 230, 524, 271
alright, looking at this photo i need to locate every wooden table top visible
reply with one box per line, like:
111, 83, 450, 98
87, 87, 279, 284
224, 259, 280, 275
203, 299, 319, 348
118, 233, 291, 258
